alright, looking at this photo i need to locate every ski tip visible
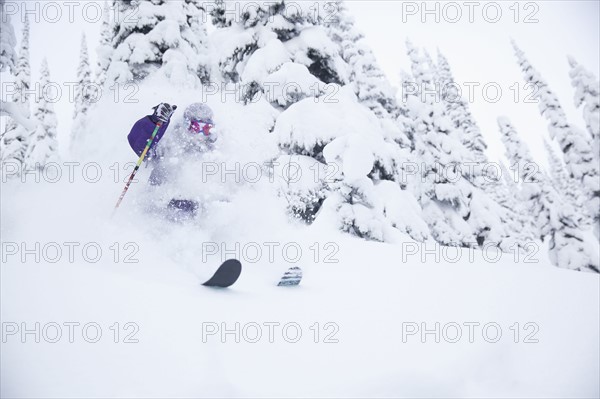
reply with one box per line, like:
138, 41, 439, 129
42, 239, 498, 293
277, 266, 303, 287
223, 258, 242, 271
202, 259, 242, 288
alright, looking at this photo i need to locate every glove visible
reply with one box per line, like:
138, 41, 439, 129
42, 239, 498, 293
206, 128, 218, 144
152, 103, 176, 123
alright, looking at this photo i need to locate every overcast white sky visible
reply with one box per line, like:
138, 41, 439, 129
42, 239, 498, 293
5, 0, 600, 164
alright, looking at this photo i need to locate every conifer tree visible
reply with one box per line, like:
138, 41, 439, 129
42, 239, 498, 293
499, 116, 598, 273
26, 59, 59, 169
568, 56, 599, 164
72, 33, 93, 152
512, 42, 599, 237
95, 1, 114, 86
106, 0, 210, 86
404, 40, 476, 247
1, 16, 32, 167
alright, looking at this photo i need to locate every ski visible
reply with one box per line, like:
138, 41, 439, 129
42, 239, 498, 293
202, 259, 242, 288
277, 266, 303, 287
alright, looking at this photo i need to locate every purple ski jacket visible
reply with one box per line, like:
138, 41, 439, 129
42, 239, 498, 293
127, 115, 170, 160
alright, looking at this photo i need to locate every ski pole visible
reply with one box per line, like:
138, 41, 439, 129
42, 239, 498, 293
113, 106, 176, 213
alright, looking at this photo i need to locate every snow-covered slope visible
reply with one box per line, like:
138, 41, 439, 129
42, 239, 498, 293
1, 172, 598, 398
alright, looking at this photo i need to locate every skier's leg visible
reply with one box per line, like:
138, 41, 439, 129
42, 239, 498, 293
149, 162, 170, 186
168, 199, 200, 215
165, 198, 200, 223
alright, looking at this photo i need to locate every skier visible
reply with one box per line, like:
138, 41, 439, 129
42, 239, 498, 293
126, 102, 217, 219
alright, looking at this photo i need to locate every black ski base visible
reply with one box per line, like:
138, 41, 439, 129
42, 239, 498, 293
202, 259, 242, 288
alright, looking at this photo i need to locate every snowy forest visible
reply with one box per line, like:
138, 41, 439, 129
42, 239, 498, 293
1, 1, 599, 397
2, 0, 598, 272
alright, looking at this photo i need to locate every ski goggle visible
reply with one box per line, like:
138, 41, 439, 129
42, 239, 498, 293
189, 119, 214, 136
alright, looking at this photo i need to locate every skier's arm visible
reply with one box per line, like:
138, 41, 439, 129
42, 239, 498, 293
127, 103, 175, 157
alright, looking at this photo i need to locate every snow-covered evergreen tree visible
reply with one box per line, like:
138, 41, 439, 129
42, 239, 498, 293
1, 15, 32, 167
422, 49, 436, 75
544, 139, 587, 219
7, 15, 31, 110
568, 56, 599, 163
273, 88, 429, 242
325, 0, 414, 181
211, 0, 345, 105
512, 42, 599, 237
435, 50, 519, 249
317, 9, 424, 241
437, 50, 487, 163
498, 116, 598, 273
325, 0, 416, 215
209, 0, 228, 28
72, 33, 93, 152
95, 1, 114, 86
25, 58, 59, 169
404, 40, 476, 247
187, 0, 211, 84
0, 0, 17, 73
497, 161, 536, 249
327, 1, 399, 121
106, 0, 210, 86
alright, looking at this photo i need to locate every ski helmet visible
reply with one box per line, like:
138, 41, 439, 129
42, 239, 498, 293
183, 103, 214, 125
